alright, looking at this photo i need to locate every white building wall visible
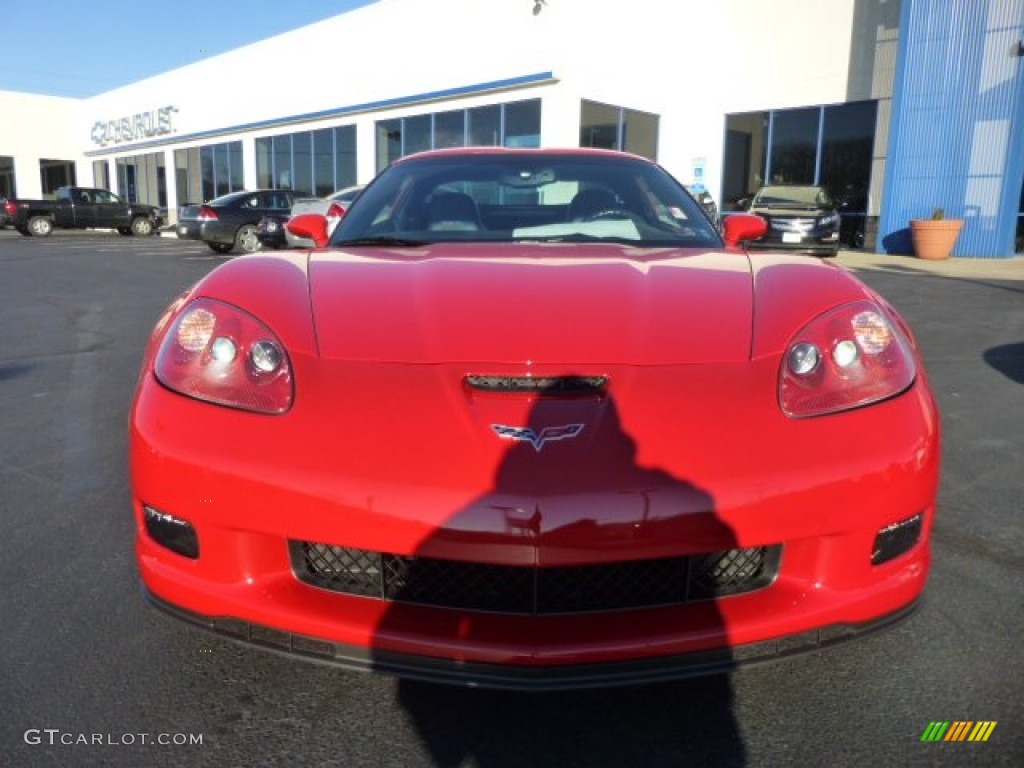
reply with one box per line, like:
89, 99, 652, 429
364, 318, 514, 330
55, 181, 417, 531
0, 91, 85, 198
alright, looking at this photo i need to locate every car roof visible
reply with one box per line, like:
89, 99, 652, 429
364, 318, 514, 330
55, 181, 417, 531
393, 147, 656, 164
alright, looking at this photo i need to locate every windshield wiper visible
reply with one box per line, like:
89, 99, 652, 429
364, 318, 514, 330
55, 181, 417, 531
332, 236, 428, 247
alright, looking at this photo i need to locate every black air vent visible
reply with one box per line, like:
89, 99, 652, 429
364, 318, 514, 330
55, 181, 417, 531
465, 375, 608, 396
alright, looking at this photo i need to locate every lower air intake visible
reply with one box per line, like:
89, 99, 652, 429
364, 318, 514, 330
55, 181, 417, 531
291, 542, 781, 614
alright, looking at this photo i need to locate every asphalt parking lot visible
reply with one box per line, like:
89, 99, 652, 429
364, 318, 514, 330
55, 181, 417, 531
0, 229, 1021, 767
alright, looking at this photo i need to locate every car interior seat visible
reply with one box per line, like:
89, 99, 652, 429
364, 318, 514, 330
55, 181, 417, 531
427, 192, 482, 231
567, 188, 618, 221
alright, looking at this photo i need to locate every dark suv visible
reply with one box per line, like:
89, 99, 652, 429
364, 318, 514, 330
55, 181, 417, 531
742, 185, 841, 258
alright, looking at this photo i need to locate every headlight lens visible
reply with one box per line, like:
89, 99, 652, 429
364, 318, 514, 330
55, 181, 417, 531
154, 298, 293, 414
780, 301, 916, 417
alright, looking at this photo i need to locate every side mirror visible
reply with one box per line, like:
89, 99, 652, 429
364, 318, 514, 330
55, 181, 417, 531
735, 197, 751, 210
722, 213, 768, 247
286, 213, 330, 247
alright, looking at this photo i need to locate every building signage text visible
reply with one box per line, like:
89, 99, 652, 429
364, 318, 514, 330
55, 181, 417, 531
90, 106, 178, 147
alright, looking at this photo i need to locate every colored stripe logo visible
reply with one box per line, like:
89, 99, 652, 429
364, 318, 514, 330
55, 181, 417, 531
921, 721, 997, 742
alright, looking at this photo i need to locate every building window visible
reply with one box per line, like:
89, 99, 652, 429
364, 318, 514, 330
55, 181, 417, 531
434, 110, 466, 149
768, 107, 819, 185
468, 105, 500, 146
93, 160, 110, 191
174, 141, 242, 206
579, 100, 659, 160
820, 101, 877, 249
40, 159, 76, 197
313, 129, 334, 197
376, 119, 402, 171
256, 125, 357, 195
580, 101, 620, 150
374, 99, 542, 172
722, 112, 769, 208
334, 126, 357, 193
723, 101, 878, 246
622, 109, 659, 160
0, 155, 16, 199
116, 152, 167, 208
503, 99, 541, 148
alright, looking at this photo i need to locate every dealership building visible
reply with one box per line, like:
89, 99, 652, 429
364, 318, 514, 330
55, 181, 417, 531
1, 0, 1022, 257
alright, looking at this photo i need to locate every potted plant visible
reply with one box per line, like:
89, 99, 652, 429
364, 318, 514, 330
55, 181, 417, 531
910, 208, 964, 260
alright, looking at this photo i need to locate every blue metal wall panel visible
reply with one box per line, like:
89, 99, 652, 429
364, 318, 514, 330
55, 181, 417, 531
880, 0, 1024, 257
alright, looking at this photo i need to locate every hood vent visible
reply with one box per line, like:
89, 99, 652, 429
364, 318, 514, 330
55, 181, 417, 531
465, 375, 608, 397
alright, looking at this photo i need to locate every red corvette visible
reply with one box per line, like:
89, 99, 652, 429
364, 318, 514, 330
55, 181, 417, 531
131, 148, 939, 689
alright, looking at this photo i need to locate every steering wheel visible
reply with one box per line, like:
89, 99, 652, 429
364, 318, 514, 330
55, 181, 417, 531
582, 209, 634, 222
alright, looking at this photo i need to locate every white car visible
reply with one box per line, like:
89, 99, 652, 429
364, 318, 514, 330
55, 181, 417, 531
284, 185, 364, 247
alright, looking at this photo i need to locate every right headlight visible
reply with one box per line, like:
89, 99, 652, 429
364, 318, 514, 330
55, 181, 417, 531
779, 301, 916, 418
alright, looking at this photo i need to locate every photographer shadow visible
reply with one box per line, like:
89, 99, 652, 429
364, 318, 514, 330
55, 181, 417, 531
372, 395, 748, 766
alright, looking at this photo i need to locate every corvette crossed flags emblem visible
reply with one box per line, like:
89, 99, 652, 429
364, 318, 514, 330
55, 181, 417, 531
490, 423, 585, 452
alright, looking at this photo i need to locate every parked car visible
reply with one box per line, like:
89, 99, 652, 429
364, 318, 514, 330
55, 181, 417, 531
741, 184, 841, 257
285, 185, 364, 248
255, 213, 289, 250
0, 196, 13, 228
132, 147, 938, 690
7, 186, 163, 237
177, 190, 297, 254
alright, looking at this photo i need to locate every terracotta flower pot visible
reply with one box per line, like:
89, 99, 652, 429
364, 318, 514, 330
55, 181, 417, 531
910, 219, 964, 260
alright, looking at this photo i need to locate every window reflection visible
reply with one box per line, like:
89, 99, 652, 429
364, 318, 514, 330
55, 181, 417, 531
434, 110, 466, 149
0, 155, 15, 198
374, 99, 542, 171
292, 132, 312, 195
769, 107, 819, 185
468, 105, 500, 146
257, 126, 357, 195
580, 101, 620, 150
39, 159, 77, 197
722, 112, 768, 210
504, 100, 541, 148
579, 100, 659, 160
821, 101, 877, 249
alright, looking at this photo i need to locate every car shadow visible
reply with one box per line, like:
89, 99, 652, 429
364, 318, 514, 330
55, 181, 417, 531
372, 394, 747, 766
983, 342, 1024, 385
0, 362, 33, 382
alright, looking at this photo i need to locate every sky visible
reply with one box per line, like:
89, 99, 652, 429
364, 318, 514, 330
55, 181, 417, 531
0, 0, 376, 98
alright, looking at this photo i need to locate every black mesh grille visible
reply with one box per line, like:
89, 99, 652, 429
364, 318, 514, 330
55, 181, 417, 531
292, 542, 780, 615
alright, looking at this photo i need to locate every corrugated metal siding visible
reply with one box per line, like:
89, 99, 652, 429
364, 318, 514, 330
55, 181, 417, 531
880, 0, 1024, 257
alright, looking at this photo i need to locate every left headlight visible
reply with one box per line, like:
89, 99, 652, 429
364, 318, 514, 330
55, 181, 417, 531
779, 300, 916, 418
819, 213, 840, 228
154, 297, 294, 414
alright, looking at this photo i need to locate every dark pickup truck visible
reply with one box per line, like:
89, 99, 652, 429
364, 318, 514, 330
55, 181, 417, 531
9, 186, 163, 237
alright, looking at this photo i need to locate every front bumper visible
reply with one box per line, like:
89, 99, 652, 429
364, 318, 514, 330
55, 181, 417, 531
746, 232, 840, 256
131, 358, 939, 686
144, 585, 920, 690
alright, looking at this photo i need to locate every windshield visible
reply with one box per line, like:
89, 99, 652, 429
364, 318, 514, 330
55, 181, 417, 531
752, 185, 834, 208
331, 152, 722, 248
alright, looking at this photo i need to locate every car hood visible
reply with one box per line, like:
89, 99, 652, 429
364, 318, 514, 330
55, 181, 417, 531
750, 205, 832, 217
308, 243, 753, 365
